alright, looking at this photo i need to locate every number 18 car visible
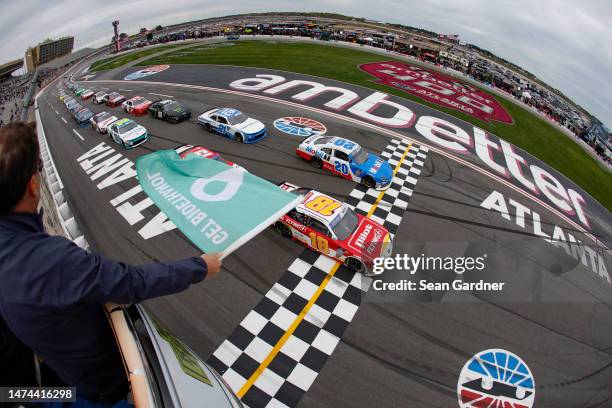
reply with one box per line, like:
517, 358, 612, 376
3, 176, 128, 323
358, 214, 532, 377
275, 182, 392, 275
197, 108, 266, 143
296, 136, 393, 190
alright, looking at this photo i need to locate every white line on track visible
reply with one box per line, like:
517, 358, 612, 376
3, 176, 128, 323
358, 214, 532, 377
61, 117, 67, 124
118, 88, 132, 92
72, 129, 84, 141
149, 92, 174, 98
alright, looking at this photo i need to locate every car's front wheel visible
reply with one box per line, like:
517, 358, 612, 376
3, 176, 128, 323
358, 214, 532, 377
235, 133, 244, 143
205, 123, 212, 132
362, 176, 376, 189
344, 257, 366, 274
275, 222, 292, 238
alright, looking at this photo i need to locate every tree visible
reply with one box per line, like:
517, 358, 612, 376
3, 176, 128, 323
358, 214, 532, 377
155, 25, 163, 31
140, 27, 147, 33
119, 33, 128, 39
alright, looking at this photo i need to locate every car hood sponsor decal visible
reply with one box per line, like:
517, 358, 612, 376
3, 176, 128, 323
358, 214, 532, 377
124, 64, 170, 81
347, 218, 388, 259
360, 61, 513, 124
238, 118, 265, 134
352, 154, 392, 179
121, 128, 146, 141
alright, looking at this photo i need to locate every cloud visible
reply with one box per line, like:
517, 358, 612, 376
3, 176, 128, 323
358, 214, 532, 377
1, 0, 610, 127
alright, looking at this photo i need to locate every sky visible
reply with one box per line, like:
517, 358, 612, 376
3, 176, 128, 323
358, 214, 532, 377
1, 0, 610, 128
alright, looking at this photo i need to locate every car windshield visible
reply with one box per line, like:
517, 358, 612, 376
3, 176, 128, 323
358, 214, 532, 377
164, 102, 179, 110
314, 137, 333, 145
329, 207, 359, 241
119, 122, 138, 134
131, 97, 144, 104
95, 113, 110, 122
227, 113, 248, 125
351, 146, 369, 164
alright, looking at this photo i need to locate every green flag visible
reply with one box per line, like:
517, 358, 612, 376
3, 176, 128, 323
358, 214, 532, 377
136, 150, 302, 257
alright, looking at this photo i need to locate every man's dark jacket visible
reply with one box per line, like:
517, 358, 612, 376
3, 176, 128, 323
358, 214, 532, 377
0, 212, 207, 401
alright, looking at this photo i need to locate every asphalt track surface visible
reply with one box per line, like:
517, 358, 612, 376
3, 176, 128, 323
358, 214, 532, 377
36, 54, 612, 407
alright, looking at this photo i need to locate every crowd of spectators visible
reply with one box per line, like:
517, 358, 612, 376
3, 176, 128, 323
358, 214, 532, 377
0, 75, 31, 128
0, 65, 72, 128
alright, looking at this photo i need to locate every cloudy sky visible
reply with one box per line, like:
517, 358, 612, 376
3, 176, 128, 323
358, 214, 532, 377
1, 0, 610, 127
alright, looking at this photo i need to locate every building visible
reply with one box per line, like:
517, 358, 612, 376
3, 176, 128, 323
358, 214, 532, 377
0, 59, 24, 81
25, 37, 74, 72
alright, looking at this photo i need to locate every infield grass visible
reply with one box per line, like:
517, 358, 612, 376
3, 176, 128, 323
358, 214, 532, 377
89, 44, 183, 72
139, 41, 612, 210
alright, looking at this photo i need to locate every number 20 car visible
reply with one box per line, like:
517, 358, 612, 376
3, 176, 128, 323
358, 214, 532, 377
275, 182, 393, 275
296, 136, 393, 190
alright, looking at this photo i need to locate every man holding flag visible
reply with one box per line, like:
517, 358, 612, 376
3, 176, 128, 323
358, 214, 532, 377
0, 122, 222, 405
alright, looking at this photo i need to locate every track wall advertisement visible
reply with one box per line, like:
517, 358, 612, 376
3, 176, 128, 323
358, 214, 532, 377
359, 61, 514, 124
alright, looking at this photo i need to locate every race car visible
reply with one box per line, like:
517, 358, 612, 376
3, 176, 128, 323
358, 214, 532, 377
108, 118, 149, 149
274, 182, 393, 275
296, 136, 394, 190
93, 91, 107, 104
197, 107, 266, 143
74, 87, 87, 96
149, 99, 192, 123
81, 89, 95, 100
105, 92, 126, 107
90, 111, 119, 134
74, 108, 95, 127
122, 96, 153, 115
175, 144, 246, 171
64, 98, 77, 109
69, 103, 83, 117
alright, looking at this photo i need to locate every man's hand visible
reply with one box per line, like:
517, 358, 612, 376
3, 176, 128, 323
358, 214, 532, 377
201, 253, 222, 278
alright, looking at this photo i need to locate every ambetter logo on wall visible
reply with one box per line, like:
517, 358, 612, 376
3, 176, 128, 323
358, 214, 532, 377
360, 61, 513, 124
457, 349, 535, 408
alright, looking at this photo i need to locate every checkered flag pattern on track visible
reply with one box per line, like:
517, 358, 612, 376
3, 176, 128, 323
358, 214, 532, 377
208, 140, 428, 408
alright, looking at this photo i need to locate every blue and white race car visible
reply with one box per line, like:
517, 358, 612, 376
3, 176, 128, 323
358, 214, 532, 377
197, 107, 266, 143
296, 136, 394, 190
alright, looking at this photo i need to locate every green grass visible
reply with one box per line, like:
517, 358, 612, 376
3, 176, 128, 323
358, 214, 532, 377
89, 44, 184, 72
139, 41, 612, 210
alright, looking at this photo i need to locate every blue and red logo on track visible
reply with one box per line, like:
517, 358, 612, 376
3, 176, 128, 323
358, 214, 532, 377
273, 116, 327, 137
124, 65, 170, 81
457, 349, 535, 408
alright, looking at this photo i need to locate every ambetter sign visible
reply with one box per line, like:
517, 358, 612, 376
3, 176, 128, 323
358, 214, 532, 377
359, 61, 513, 124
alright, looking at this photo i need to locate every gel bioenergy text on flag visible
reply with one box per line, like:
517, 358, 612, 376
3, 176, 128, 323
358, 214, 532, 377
136, 150, 302, 257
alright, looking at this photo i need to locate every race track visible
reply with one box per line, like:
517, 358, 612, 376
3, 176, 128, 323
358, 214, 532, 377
35, 55, 612, 407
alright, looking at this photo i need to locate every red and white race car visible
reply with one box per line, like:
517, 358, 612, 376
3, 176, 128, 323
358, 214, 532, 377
90, 111, 119, 134
175, 144, 246, 171
122, 96, 153, 115
275, 182, 392, 275
105, 92, 126, 107
81, 89, 95, 100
